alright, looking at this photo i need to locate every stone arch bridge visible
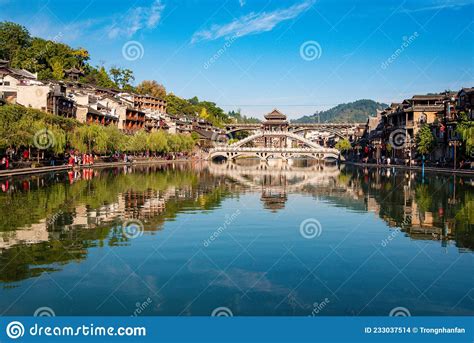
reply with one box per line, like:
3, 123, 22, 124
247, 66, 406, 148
208, 109, 360, 162
209, 130, 340, 161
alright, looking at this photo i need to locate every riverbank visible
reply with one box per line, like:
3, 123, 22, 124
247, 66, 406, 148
343, 161, 474, 176
0, 159, 194, 178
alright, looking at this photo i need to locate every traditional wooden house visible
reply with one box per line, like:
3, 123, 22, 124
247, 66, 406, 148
47, 84, 76, 118
457, 87, 474, 119
0, 59, 39, 104
132, 93, 167, 114
64, 67, 84, 82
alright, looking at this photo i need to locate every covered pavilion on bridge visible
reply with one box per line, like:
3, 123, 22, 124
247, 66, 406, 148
261, 109, 290, 148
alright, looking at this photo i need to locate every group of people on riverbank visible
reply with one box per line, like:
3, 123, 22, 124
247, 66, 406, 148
0, 149, 197, 172
352, 154, 473, 170
347, 145, 473, 170
67, 153, 95, 167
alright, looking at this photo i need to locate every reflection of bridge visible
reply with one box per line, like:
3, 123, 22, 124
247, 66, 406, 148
207, 160, 341, 211
210, 109, 344, 161
208, 161, 340, 190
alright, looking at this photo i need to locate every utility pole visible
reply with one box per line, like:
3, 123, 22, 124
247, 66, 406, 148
449, 140, 460, 170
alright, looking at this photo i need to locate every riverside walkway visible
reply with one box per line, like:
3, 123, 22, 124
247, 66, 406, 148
344, 161, 474, 176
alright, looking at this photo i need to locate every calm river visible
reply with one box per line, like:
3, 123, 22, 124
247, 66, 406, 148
0, 161, 473, 316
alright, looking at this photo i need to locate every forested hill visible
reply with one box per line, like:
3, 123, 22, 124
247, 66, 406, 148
291, 100, 388, 123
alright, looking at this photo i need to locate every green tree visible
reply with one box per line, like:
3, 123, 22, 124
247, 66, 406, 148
165, 93, 197, 117
136, 80, 166, 98
0, 105, 72, 153
127, 130, 148, 153
0, 21, 31, 62
109, 67, 122, 86
457, 112, 474, 156
166, 133, 182, 153
335, 139, 352, 152
228, 109, 260, 124
416, 124, 435, 155
147, 131, 168, 153
71, 124, 108, 154
104, 125, 126, 153
109, 67, 135, 90
50, 59, 64, 80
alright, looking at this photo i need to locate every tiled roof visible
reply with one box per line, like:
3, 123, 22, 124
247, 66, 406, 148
264, 108, 287, 120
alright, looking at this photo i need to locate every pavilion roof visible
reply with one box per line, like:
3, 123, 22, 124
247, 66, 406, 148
65, 67, 83, 74
264, 108, 287, 121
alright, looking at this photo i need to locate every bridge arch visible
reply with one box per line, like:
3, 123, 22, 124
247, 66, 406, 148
209, 149, 339, 162
225, 127, 260, 135
290, 128, 348, 140
230, 130, 325, 149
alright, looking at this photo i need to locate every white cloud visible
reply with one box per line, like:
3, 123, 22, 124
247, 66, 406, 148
239, 0, 246, 7
401, 0, 473, 13
191, 0, 315, 43
107, 0, 165, 38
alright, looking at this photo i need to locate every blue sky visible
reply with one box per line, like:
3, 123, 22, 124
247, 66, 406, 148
1, 0, 473, 119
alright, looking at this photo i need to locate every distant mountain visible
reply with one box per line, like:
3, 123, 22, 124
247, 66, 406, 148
291, 99, 388, 123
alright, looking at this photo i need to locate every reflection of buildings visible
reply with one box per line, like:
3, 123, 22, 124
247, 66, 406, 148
260, 174, 289, 212
1, 164, 472, 254
0, 220, 49, 250
208, 161, 472, 250
354, 168, 468, 247
0, 167, 203, 250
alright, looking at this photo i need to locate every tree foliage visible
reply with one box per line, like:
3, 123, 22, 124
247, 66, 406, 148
71, 124, 108, 154
0, 105, 196, 156
136, 80, 166, 98
0, 104, 76, 153
109, 67, 135, 91
165, 94, 229, 127
0, 21, 236, 126
335, 139, 352, 152
227, 109, 260, 123
457, 112, 474, 156
416, 124, 435, 155
0, 21, 31, 62
0, 21, 118, 90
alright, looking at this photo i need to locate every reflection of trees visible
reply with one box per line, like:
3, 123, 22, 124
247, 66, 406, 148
415, 184, 432, 213
1, 163, 473, 284
0, 166, 234, 283
338, 166, 474, 251
0, 227, 109, 284
455, 193, 474, 250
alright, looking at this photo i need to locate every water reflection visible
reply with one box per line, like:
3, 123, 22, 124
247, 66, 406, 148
0, 161, 472, 315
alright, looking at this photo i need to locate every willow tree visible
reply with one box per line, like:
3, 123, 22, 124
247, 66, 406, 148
71, 124, 108, 154
0, 105, 32, 149
147, 131, 168, 154
29, 120, 66, 161
166, 134, 182, 153
457, 112, 474, 156
127, 130, 148, 153
104, 125, 127, 153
